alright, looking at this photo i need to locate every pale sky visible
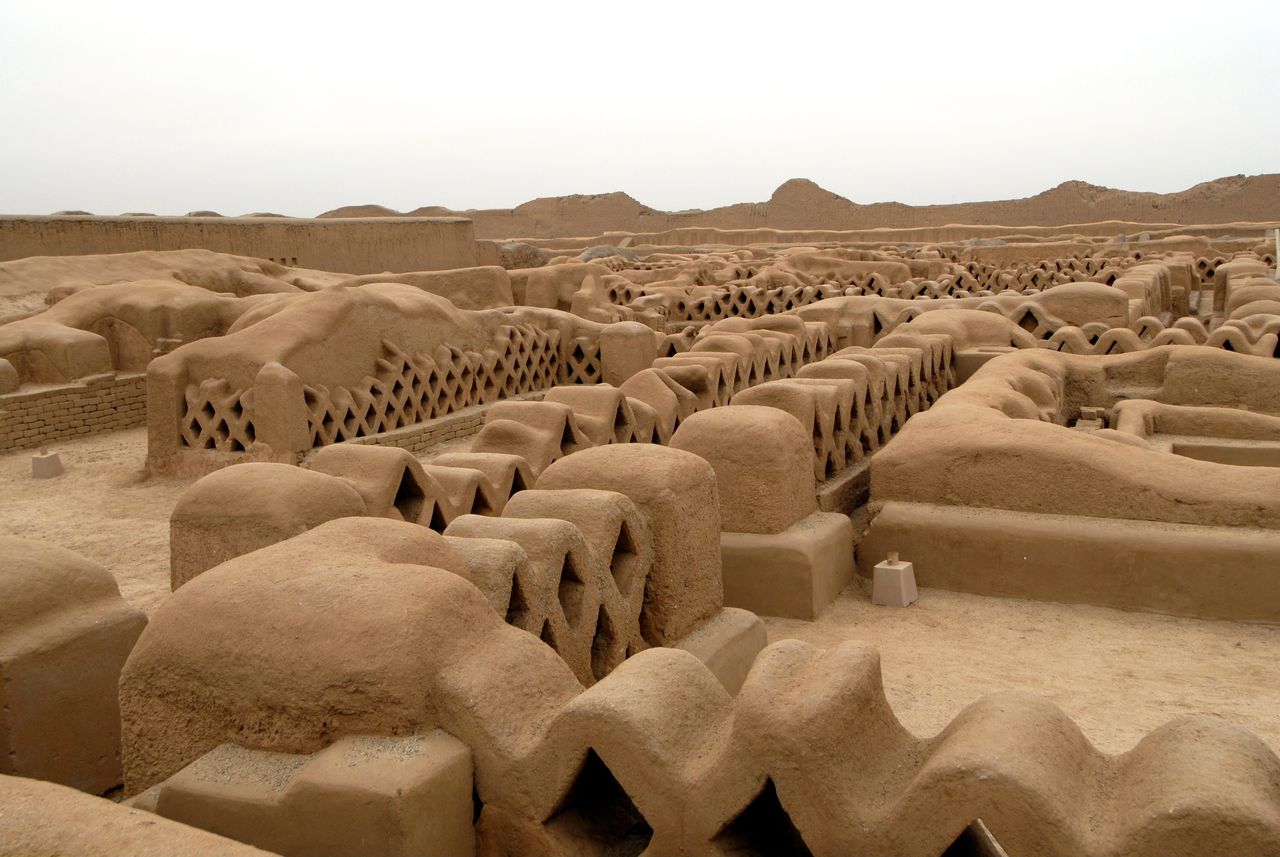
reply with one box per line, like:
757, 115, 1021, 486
1, 0, 1277, 216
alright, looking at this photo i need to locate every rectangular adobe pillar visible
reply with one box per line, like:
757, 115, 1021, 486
720, 512, 854, 620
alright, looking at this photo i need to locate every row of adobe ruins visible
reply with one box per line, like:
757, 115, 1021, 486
2, 200, 1280, 856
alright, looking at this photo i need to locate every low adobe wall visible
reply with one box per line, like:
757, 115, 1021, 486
0, 373, 145, 451
860, 502, 1280, 622
860, 344, 1280, 619
0, 215, 478, 274
122, 499, 1280, 857
344, 390, 546, 456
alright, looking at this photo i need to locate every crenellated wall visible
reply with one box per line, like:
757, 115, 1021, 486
123, 468, 1280, 857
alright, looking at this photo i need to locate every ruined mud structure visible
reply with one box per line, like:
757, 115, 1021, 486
2, 181, 1280, 856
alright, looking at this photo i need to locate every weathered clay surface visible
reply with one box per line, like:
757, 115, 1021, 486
4, 220, 1280, 857
0, 537, 147, 793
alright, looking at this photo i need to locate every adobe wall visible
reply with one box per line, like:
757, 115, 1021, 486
124, 512, 1280, 857
519, 222, 1280, 250
0, 373, 145, 451
0, 216, 478, 274
859, 502, 1280, 622
344, 391, 546, 456
866, 345, 1280, 527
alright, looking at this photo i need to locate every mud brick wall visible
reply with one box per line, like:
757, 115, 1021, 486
0, 215, 478, 273
0, 373, 146, 451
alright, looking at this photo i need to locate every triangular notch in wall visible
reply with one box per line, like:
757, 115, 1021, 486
711, 778, 814, 857
544, 749, 653, 857
940, 819, 1009, 857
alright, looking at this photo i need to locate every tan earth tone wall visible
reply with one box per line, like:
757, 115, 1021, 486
2, 538, 147, 794
855, 343, 1280, 620
0, 773, 275, 857
0, 373, 145, 451
163, 317, 929, 596
859, 502, 1280, 622
121, 514, 1280, 857
0, 216, 478, 274
869, 345, 1280, 529
343, 392, 545, 456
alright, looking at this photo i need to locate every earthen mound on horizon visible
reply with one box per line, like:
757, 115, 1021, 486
316, 203, 402, 218
317, 174, 1280, 239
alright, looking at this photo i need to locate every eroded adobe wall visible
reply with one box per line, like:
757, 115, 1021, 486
0, 216, 479, 274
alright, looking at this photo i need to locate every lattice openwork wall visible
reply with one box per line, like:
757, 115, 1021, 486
668, 284, 846, 324
177, 323, 560, 452
446, 494, 652, 688
960, 257, 1132, 292
603, 281, 641, 306
1195, 255, 1229, 285
558, 337, 603, 385
302, 325, 559, 447
179, 380, 257, 451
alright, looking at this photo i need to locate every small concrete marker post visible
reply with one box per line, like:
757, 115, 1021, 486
32, 446, 64, 479
872, 550, 918, 607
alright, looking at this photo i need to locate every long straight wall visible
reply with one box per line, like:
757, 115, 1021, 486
0, 216, 478, 273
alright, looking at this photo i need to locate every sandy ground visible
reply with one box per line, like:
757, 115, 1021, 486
765, 580, 1280, 754
0, 428, 191, 615
3, 428, 1277, 755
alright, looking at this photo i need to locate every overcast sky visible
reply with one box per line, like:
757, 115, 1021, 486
2, 1, 1277, 216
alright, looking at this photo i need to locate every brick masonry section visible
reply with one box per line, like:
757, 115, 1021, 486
346, 392, 546, 456
0, 373, 147, 451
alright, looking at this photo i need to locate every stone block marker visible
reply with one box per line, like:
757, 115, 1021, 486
31, 447, 64, 478
873, 552, 918, 607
